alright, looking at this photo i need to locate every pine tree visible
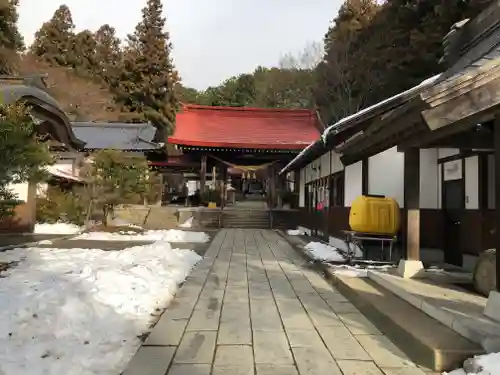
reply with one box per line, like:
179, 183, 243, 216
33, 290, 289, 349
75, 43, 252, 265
31, 4, 75, 66
0, 0, 25, 73
116, 0, 179, 139
70, 30, 97, 73
94, 24, 122, 86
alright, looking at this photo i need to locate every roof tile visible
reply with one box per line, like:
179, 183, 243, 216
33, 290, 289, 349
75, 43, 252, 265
169, 105, 321, 149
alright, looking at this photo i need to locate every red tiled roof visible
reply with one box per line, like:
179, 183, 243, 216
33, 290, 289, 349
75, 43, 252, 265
169, 104, 321, 149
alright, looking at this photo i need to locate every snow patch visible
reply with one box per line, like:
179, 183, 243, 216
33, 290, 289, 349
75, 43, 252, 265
111, 218, 143, 230
328, 237, 363, 258
179, 217, 194, 228
444, 352, 500, 375
287, 228, 305, 236
0, 241, 201, 375
304, 241, 347, 262
303, 241, 362, 262
329, 264, 394, 278
34, 223, 82, 235
37, 240, 53, 245
74, 229, 210, 243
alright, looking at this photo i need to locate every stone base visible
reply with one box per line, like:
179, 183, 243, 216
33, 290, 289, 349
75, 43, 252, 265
397, 259, 425, 279
484, 291, 500, 323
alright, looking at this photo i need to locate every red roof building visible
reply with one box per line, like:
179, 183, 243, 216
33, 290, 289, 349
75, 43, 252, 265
169, 104, 321, 150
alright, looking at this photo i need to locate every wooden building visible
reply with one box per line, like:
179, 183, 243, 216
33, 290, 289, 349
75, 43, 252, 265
0, 77, 85, 232
41, 121, 163, 192
279, 0, 500, 290
151, 104, 322, 207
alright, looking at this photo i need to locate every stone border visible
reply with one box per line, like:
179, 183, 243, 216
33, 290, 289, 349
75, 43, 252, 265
0, 233, 81, 252
278, 230, 482, 372
367, 270, 500, 352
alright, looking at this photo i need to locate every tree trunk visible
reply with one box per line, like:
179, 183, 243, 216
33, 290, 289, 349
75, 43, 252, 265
102, 205, 108, 226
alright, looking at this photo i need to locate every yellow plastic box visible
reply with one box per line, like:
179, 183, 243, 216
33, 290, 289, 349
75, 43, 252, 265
349, 195, 401, 235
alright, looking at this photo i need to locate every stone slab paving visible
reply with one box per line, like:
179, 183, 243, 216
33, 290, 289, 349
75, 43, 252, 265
125, 229, 437, 375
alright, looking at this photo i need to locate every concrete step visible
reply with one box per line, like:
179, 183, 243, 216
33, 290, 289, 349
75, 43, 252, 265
324, 269, 483, 372
221, 212, 270, 228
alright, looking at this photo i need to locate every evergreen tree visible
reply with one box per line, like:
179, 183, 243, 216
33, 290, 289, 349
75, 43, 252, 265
31, 4, 75, 66
94, 24, 122, 86
315, 0, 380, 123
116, 0, 179, 139
70, 30, 97, 72
0, 103, 53, 219
313, 0, 493, 124
0, 0, 25, 73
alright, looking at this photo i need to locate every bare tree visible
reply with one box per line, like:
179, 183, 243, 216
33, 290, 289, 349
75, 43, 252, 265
279, 41, 324, 70
315, 33, 381, 124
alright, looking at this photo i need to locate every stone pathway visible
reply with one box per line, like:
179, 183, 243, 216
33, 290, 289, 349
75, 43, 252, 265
124, 229, 432, 375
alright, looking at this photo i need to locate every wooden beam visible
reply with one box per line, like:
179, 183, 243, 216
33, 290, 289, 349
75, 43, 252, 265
422, 77, 500, 131
419, 129, 493, 149
398, 121, 475, 150
404, 148, 420, 261
495, 113, 500, 291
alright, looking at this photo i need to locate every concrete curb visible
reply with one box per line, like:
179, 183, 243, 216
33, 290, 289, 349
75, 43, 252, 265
0, 228, 89, 252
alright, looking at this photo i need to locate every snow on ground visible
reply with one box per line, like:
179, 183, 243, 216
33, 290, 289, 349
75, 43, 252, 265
37, 240, 53, 245
179, 217, 194, 228
287, 228, 305, 236
328, 236, 363, 258
0, 241, 201, 375
328, 264, 394, 278
304, 240, 362, 262
304, 241, 347, 262
444, 352, 500, 374
111, 219, 143, 230
74, 229, 210, 243
34, 223, 82, 235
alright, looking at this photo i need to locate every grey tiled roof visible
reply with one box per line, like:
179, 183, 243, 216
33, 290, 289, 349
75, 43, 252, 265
437, 28, 500, 84
70, 122, 160, 150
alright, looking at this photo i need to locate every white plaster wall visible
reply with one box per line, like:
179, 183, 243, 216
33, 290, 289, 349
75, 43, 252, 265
309, 159, 320, 182
344, 161, 362, 207
438, 148, 460, 159
420, 149, 440, 209
330, 151, 343, 174
8, 182, 29, 202
488, 154, 495, 209
299, 168, 305, 207
465, 156, 479, 209
320, 153, 330, 178
443, 160, 462, 181
368, 147, 405, 206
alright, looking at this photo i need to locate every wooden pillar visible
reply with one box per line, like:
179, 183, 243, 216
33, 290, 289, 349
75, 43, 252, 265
220, 166, 227, 208
158, 173, 165, 206
200, 155, 207, 193
269, 165, 276, 209
404, 148, 420, 261
494, 114, 500, 291
361, 158, 369, 195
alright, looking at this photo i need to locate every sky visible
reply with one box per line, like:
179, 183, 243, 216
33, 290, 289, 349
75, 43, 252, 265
18, 0, 341, 90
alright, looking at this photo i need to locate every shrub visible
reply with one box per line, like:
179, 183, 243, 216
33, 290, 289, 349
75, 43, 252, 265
36, 186, 88, 225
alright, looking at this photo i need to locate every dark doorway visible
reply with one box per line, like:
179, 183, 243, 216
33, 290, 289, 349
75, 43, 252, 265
443, 178, 464, 266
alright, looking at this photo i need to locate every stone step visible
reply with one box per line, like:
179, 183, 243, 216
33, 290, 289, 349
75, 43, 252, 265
324, 269, 483, 372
